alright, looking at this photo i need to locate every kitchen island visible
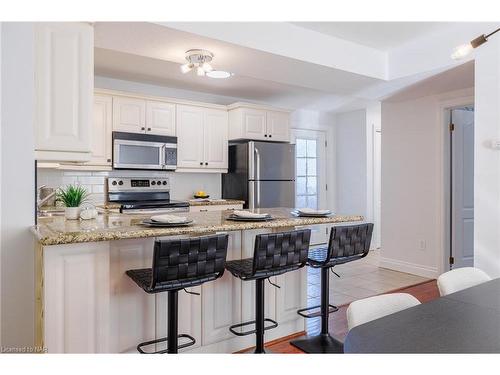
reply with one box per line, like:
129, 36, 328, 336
32, 208, 363, 353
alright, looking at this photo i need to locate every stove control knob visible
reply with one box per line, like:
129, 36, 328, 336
162, 181, 167, 185
157, 181, 162, 185
151, 181, 156, 185
112, 181, 117, 186
118, 180, 123, 186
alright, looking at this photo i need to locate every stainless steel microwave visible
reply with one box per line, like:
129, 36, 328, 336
112, 132, 177, 171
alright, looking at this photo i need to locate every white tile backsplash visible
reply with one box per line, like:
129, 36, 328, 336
37, 168, 222, 205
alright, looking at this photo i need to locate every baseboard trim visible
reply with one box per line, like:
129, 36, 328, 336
379, 257, 439, 279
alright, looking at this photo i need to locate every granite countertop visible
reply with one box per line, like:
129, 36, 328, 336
32, 208, 364, 246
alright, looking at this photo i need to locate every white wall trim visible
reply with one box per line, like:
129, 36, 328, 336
437, 94, 475, 275
379, 257, 439, 279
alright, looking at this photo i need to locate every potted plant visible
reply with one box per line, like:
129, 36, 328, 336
57, 185, 89, 220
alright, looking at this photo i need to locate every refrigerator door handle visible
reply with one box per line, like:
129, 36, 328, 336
254, 147, 261, 207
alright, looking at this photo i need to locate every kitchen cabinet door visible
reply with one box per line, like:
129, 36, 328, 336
266, 111, 290, 142
35, 22, 93, 161
203, 109, 228, 170
112, 96, 146, 133
43, 242, 111, 353
90, 95, 113, 165
146, 101, 176, 136
243, 108, 267, 140
176, 105, 205, 169
202, 232, 242, 345
275, 267, 307, 324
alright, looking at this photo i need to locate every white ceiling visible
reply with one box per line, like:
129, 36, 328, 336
94, 22, 381, 111
93, 22, 472, 113
291, 22, 454, 51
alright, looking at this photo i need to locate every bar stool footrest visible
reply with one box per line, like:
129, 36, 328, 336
229, 318, 278, 336
137, 334, 196, 354
297, 304, 338, 318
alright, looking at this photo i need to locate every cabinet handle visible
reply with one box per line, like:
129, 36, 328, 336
264, 134, 268, 137
205, 162, 208, 166
147, 127, 151, 131
107, 158, 111, 163
200, 209, 208, 212
269, 134, 272, 138
141, 127, 145, 131
200, 162, 203, 166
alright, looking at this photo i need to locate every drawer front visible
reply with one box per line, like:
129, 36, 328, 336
189, 204, 243, 213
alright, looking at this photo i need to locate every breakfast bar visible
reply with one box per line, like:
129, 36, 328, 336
32, 208, 363, 353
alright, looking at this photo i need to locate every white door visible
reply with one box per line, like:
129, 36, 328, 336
203, 109, 228, 169
90, 95, 113, 165
450, 107, 475, 269
243, 108, 267, 140
291, 129, 328, 245
266, 111, 290, 142
373, 128, 382, 249
113, 96, 146, 133
176, 105, 204, 169
35, 22, 93, 154
146, 101, 176, 136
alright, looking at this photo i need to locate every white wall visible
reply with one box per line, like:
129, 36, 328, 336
334, 110, 368, 217
1, 23, 36, 347
381, 87, 474, 278
0, 21, 3, 347
474, 38, 500, 278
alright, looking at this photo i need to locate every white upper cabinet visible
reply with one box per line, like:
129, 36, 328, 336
176, 105, 205, 169
204, 109, 228, 169
177, 105, 228, 172
90, 95, 113, 166
266, 111, 290, 142
146, 101, 176, 136
228, 104, 290, 142
35, 22, 93, 162
113, 96, 176, 136
112, 96, 146, 133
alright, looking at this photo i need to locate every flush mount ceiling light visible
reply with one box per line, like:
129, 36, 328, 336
451, 27, 500, 60
179, 49, 215, 77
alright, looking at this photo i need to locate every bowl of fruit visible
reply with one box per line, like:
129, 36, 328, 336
193, 190, 210, 199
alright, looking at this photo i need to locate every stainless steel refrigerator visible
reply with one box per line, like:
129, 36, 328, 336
222, 141, 295, 209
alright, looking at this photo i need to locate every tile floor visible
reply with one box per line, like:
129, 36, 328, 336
306, 250, 429, 308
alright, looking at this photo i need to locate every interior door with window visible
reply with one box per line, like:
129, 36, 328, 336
292, 129, 328, 245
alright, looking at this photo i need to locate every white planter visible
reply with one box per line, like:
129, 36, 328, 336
65, 207, 81, 220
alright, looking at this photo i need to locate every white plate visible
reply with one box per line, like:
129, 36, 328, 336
232, 210, 270, 219
142, 219, 194, 227
150, 214, 189, 224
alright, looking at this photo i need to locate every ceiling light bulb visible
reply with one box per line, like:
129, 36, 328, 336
451, 43, 473, 60
202, 62, 213, 72
180, 63, 192, 74
196, 66, 206, 76
206, 70, 232, 79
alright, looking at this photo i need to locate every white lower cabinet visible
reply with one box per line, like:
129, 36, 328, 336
43, 242, 111, 353
202, 232, 242, 345
40, 230, 306, 353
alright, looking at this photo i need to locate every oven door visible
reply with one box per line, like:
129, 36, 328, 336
113, 139, 165, 170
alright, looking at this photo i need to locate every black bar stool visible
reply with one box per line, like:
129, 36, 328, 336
290, 223, 373, 353
225, 229, 311, 353
126, 234, 229, 354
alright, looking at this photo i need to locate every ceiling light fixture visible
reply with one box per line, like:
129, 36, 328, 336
180, 49, 214, 76
451, 27, 500, 60
206, 70, 232, 79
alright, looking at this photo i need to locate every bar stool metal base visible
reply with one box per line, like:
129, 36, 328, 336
137, 334, 196, 354
290, 334, 344, 354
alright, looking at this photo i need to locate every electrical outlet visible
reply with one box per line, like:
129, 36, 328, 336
418, 240, 426, 251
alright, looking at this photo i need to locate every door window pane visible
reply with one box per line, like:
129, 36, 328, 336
295, 137, 319, 209
296, 158, 307, 176
296, 177, 307, 195
296, 139, 307, 157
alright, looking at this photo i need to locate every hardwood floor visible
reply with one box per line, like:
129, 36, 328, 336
263, 279, 440, 354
